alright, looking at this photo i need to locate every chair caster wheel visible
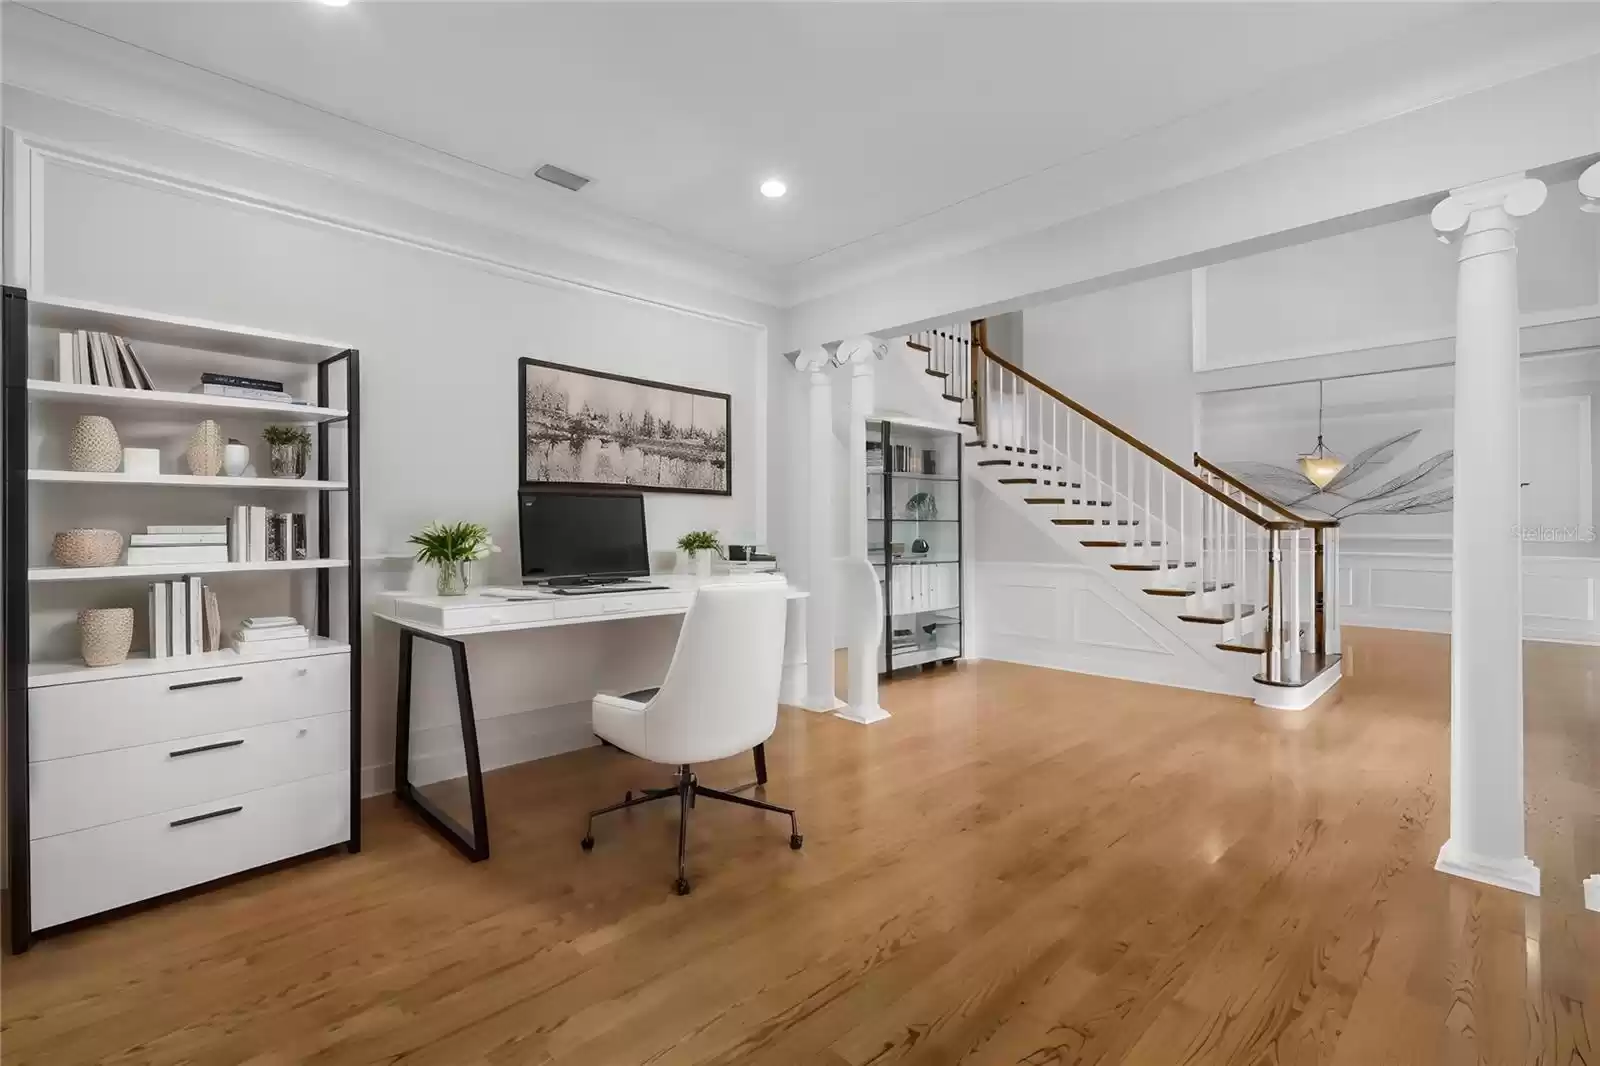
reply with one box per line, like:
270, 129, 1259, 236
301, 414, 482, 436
580, 836, 594, 851
674, 877, 691, 896
790, 834, 804, 850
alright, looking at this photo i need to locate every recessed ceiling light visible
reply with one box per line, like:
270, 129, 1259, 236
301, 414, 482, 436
760, 179, 787, 199
314, 0, 351, 7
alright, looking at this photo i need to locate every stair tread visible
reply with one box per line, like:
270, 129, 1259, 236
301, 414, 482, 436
941, 394, 965, 402
1080, 540, 1162, 548
964, 440, 986, 448
958, 419, 977, 426
998, 477, 1038, 484
1217, 641, 1268, 654
1110, 563, 1162, 571
1179, 606, 1258, 624
924, 368, 948, 377
1025, 497, 1066, 504
1051, 518, 1095, 525
976, 460, 1010, 467
1000, 446, 1040, 454
906, 341, 931, 352
1143, 581, 1235, 596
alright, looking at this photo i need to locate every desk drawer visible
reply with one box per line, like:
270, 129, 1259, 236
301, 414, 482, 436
551, 592, 693, 620
31, 712, 349, 839
31, 653, 349, 761
31, 770, 349, 931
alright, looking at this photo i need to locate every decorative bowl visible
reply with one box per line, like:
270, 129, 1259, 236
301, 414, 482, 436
52, 528, 124, 568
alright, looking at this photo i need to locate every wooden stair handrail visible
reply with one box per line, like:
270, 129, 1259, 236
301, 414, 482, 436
1192, 454, 1339, 530
973, 338, 1300, 531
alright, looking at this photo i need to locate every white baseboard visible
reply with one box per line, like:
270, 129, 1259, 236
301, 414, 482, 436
1435, 841, 1541, 897
361, 700, 598, 795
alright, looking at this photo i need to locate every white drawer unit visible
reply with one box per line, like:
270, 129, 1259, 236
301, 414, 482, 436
550, 592, 693, 620
30, 771, 351, 931
30, 652, 350, 762
30, 712, 350, 840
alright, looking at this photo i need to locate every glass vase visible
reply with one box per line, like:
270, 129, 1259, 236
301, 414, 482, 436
435, 559, 469, 596
269, 443, 307, 479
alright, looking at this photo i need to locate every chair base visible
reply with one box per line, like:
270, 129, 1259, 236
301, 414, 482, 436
581, 764, 801, 894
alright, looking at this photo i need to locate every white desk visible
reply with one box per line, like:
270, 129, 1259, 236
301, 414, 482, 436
373, 574, 806, 859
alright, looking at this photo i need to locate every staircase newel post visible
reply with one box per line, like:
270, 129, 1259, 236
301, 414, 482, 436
1265, 528, 1282, 683
969, 319, 986, 438
1313, 526, 1327, 660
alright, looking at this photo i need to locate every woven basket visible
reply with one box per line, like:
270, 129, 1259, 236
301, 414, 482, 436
79, 608, 134, 667
53, 528, 123, 567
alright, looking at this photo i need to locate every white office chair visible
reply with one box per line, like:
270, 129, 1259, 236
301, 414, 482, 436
580, 580, 801, 895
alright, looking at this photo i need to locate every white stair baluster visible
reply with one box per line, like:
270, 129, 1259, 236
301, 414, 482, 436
1159, 469, 1169, 575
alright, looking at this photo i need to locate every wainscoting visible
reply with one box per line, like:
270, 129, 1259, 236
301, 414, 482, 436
970, 561, 1240, 694
1339, 543, 1600, 644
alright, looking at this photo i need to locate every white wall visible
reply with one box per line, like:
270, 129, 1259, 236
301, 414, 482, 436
3, 92, 784, 793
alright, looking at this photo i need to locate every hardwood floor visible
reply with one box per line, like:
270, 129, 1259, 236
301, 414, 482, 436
2, 627, 1594, 1065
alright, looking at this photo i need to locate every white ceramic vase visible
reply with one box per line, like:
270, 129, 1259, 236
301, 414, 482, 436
68, 416, 121, 473
695, 551, 713, 579
222, 442, 250, 477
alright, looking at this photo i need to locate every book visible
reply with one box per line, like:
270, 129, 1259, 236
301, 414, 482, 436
230, 505, 248, 563
56, 333, 74, 384
241, 615, 299, 629
117, 336, 155, 390
148, 524, 228, 535
234, 634, 310, 654
185, 576, 203, 655
190, 384, 304, 404
89, 332, 112, 387
99, 333, 126, 389
74, 331, 90, 386
126, 545, 230, 565
235, 626, 308, 643
202, 372, 282, 392
249, 506, 268, 563
169, 579, 188, 656
202, 586, 221, 652
108, 334, 135, 389
149, 582, 170, 658
130, 532, 228, 546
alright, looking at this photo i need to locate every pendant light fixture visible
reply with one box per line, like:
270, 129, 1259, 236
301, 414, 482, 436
1298, 380, 1344, 489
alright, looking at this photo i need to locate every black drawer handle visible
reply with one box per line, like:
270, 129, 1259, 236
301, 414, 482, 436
168, 675, 243, 692
168, 738, 244, 759
169, 805, 242, 828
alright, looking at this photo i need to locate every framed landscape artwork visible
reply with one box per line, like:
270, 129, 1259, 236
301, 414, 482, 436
520, 358, 732, 495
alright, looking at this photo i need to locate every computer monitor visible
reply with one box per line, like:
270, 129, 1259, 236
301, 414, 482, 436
518, 489, 650, 585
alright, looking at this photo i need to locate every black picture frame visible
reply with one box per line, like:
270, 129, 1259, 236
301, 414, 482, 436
519, 358, 732, 497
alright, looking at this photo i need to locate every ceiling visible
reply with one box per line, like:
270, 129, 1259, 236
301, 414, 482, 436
25, 1, 1493, 278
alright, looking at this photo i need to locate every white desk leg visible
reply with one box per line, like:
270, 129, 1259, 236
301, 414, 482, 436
779, 596, 808, 706
1586, 875, 1599, 912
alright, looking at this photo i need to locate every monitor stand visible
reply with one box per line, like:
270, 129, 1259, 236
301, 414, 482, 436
535, 574, 642, 588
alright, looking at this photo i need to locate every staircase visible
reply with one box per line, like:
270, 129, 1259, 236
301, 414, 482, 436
903, 320, 1342, 709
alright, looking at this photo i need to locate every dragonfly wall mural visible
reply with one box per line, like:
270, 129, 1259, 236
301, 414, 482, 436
1222, 430, 1454, 520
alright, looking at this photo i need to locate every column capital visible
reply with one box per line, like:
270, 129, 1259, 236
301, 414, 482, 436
832, 336, 886, 368
792, 346, 831, 374
1431, 173, 1546, 238
1579, 160, 1600, 213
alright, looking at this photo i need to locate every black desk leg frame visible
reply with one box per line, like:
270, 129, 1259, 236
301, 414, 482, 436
393, 628, 490, 861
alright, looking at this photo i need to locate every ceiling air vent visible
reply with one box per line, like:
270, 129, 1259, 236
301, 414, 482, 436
533, 164, 591, 192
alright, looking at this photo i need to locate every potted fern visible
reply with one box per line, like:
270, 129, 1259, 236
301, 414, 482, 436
262, 424, 312, 479
409, 521, 498, 596
676, 530, 721, 579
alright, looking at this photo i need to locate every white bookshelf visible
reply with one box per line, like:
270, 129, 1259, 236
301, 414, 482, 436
26, 380, 347, 422
28, 469, 348, 490
30, 559, 351, 583
3, 289, 363, 949
28, 637, 351, 688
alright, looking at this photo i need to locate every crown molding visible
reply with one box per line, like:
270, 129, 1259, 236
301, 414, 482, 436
1, 5, 785, 312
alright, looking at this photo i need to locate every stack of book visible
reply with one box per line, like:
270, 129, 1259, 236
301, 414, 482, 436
128, 525, 229, 566
190, 372, 305, 406
233, 617, 310, 655
148, 577, 220, 658
55, 331, 154, 390
227, 506, 305, 562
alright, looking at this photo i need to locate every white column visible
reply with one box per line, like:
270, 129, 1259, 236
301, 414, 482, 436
834, 337, 889, 725
1431, 174, 1546, 897
794, 347, 843, 713
1579, 160, 1598, 910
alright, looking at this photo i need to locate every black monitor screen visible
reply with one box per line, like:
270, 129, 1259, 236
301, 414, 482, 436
519, 490, 649, 583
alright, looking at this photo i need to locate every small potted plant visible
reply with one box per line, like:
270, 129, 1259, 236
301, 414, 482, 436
262, 425, 312, 479
409, 520, 499, 596
676, 530, 721, 578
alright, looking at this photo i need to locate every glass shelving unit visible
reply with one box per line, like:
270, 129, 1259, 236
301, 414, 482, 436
866, 419, 963, 676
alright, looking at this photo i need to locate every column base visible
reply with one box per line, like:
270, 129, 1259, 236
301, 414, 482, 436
1584, 875, 1598, 912
835, 704, 890, 725
797, 695, 846, 714
1435, 841, 1541, 896
778, 663, 807, 706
